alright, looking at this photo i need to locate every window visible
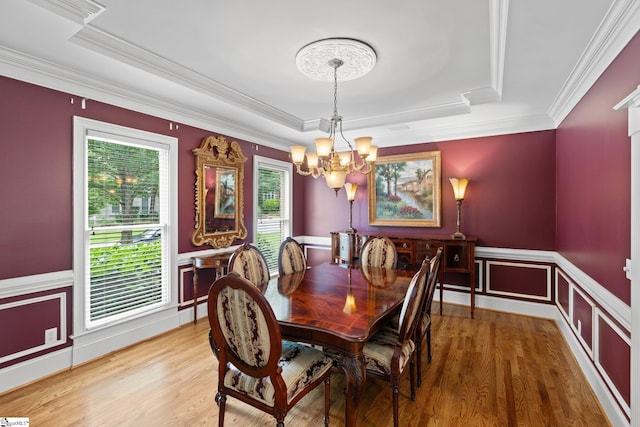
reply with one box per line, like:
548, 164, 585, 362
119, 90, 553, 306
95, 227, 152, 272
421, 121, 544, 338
74, 117, 177, 337
254, 156, 292, 275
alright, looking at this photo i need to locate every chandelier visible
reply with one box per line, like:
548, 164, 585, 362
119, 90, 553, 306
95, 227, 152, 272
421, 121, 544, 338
290, 38, 378, 195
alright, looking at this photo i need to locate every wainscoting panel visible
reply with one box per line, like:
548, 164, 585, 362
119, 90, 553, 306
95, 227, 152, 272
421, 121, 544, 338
554, 264, 630, 425
486, 260, 552, 301
572, 284, 595, 356
556, 269, 571, 321
596, 308, 631, 419
0, 291, 67, 365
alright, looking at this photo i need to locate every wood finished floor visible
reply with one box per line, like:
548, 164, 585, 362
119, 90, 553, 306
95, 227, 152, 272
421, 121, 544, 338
0, 303, 611, 426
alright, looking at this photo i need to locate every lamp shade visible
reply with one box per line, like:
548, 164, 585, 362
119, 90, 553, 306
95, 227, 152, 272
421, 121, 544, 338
290, 146, 307, 164
449, 177, 469, 200
354, 136, 372, 156
315, 138, 333, 157
338, 151, 352, 166
306, 152, 319, 169
344, 182, 358, 201
325, 169, 347, 189
367, 145, 378, 163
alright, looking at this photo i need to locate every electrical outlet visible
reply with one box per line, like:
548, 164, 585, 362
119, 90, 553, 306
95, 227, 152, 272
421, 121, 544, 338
577, 320, 582, 335
45, 327, 58, 344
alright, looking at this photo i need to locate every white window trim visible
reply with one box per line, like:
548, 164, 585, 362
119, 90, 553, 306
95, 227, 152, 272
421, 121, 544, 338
72, 117, 179, 366
253, 156, 293, 265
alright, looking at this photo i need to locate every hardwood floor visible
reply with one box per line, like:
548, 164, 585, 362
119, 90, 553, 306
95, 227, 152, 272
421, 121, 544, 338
0, 303, 611, 426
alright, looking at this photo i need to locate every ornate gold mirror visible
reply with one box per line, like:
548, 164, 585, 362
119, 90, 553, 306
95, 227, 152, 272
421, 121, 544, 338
191, 136, 247, 248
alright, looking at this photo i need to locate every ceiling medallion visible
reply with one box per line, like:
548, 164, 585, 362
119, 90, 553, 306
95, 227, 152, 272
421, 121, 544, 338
290, 38, 378, 195
295, 38, 377, 82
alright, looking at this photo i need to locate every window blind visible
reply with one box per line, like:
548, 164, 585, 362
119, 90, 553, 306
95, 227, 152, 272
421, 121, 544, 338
256, 162, 290, 274
86, 138, 169, 326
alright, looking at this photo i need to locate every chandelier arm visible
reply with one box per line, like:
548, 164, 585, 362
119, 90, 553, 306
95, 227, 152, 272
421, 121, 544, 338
336, 119, 355, 151
311, 167, 324, 179
294, 163, 314, 176
349, 160, 374, 174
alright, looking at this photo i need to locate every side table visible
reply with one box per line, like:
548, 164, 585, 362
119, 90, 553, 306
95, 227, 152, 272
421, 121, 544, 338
191, 253, 231, 323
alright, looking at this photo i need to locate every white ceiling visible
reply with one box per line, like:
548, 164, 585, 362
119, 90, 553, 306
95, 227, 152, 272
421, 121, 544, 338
1, 0, 639, 151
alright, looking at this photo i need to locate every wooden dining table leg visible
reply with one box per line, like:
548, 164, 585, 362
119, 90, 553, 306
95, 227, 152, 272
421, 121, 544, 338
338, 352, 366, 427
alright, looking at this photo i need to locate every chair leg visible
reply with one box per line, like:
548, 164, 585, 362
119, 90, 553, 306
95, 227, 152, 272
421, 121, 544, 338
217, 393, 226, 427
410, 355, 416, 401
416, 335, 423, 387
391, 381, 400, 427
324, 376, 331, 426
427, 327, 432, 362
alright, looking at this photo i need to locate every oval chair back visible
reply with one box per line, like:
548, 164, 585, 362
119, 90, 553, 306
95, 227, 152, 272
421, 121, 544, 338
277, 236, 307, 275
228, 242, 270, 291
360, 235, 397, 269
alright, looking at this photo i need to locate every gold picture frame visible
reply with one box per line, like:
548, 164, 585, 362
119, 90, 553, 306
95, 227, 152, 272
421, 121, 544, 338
191, 135, 247, 248
368, 151, 441, 227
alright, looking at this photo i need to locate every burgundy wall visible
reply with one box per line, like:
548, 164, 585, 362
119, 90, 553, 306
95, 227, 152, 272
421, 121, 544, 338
1, 78, 74, 278
0, 76, 295, 280
556, 31, 640, 305
304, 130, 557, 250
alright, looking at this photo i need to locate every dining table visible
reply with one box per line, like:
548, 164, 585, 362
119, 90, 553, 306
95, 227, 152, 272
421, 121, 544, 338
263, 262, 413, 427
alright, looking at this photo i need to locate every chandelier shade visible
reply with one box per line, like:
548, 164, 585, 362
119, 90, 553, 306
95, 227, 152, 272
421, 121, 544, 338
291, 38, 378, 195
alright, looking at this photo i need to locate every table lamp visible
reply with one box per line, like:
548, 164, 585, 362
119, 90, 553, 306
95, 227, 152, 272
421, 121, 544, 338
344, 182, 358, 233
449, 177, 469, 239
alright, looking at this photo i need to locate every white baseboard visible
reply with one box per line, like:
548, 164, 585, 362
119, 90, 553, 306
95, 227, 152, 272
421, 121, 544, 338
71, 307, 180, 366
0, 348, 72, 394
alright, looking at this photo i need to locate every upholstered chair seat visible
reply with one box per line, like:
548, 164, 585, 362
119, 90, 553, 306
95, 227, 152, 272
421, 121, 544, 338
363, 328, 415, 376
224, 340, 333, 406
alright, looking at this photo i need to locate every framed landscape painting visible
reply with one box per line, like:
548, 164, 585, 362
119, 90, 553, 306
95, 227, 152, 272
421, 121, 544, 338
368, 151, 441, 227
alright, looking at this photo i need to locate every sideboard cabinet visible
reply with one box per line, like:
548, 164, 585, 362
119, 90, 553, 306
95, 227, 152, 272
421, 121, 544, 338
331, 232, 477, 317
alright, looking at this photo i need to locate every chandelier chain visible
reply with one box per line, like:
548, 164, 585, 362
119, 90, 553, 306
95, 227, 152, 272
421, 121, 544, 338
333, 62, 339, 120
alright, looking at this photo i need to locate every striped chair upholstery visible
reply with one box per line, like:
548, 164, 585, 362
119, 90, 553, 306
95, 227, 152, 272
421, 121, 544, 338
208, 272, 333, 427
278, 237, 307, 275
360, 236, 397, 269
415, 247, 443, 386
362, 257, 430, 427
228, 243, 270, 291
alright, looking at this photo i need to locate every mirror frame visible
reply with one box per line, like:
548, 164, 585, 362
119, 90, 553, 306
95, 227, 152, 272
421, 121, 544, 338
191, 135, 247, 248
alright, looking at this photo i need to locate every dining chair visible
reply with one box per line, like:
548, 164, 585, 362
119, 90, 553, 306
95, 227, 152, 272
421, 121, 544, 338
277, 236, 307, 275
362, 258, 430, 427
228, 242, 270, 291
360, 235, 397, 269
415, 247, 443, 386
207, 272, 333, 427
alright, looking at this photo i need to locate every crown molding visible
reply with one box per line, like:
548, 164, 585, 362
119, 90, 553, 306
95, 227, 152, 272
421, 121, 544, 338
342, 99, 472, 132
462, 86, 501, 105
70, 25, 304, 131
548, 0, 640, 125
376, 113, 555, 147
489, 0, 509, 98
0, 46, 295, 151
26, 0, 104, 25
